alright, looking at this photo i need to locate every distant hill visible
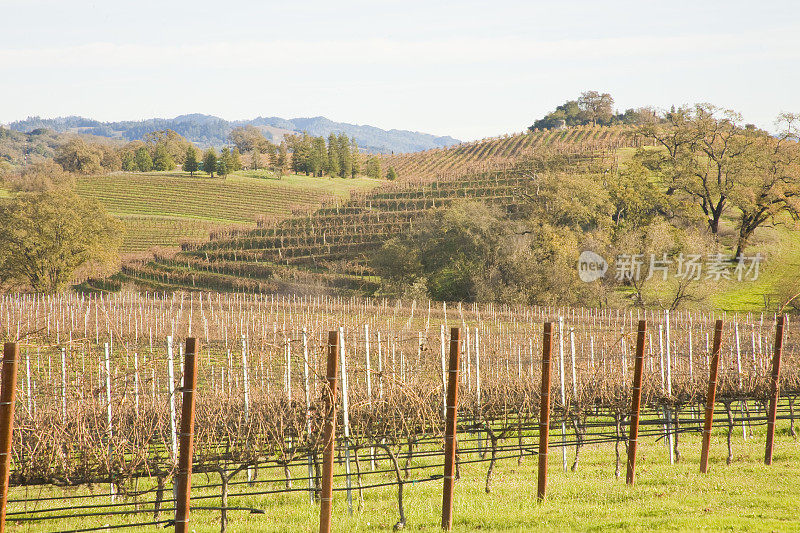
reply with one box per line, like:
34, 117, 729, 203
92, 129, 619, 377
7, 114, 460, 154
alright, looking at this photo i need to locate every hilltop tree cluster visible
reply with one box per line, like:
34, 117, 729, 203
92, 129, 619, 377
530, 91, 657, 130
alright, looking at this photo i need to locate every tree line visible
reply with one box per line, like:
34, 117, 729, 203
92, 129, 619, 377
228, 124, 397, 180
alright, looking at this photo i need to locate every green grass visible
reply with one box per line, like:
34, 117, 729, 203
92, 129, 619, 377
712, 221, 800, 312
75, 171, 384, 253
8, 429, 800, 532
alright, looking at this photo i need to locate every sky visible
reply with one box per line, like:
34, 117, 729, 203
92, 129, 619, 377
1, 0, 799, 141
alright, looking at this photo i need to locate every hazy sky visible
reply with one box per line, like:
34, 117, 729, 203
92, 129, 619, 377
2, 0, 799, 140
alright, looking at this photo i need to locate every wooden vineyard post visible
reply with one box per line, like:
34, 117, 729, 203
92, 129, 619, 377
538, 323, 553, 501
765, 315, 785, 465
441, 327, 461, 531
319, 331, 340, 533
0, 343, 19, 533
700, 320, 724, 473
626, 320, 647, 485
175, 338, 198, 533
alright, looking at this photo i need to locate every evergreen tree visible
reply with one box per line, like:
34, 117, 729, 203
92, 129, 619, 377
291, 135, 313, 175
220, 147, 232, 170
203, 149, 218, 178
350, 139, 360, 178
365, 157, 382, 179
216, 158, 229, 178
121, 151, 137, 172
152, 143, 175, 171
310, 136, 327, 176
276, 142, 288, 176
230, 148, 243, 171
386, 166, 398, 180
251, 149, 260, 170
337, 133, 352, 178
134, 147, 153, 172
184, 146, 199, 176
266, 143, 277, 167
327, 133, 340, 177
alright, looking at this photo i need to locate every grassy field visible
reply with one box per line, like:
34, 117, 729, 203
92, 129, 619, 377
75, 171, 383, 252
7, 427, 800, 532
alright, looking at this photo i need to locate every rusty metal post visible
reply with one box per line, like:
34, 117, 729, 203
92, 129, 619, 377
0, 343, 19, 533
700, 320, 724, 473
175, 338, 198, 533
441, 327, 461, 531
537, 323, 553, 501
626, 320, 647, 485
319, 331, 340, 533
765, 315, 785, 465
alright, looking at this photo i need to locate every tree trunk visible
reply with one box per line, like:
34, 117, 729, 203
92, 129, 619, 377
403, 437, 415, 479
376, 444, 405, 530
220, 472, 229, 533
571, 417, 585, 472
154, 474, 165, 520
725, 401, 734, 465
485, 425, 498, 494
353, 446, 364, 509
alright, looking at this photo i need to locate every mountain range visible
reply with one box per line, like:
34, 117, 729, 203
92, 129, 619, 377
7, 114, 461, 154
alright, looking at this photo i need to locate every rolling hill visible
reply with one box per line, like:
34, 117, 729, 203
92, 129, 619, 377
106, 126, 631, 293
76, 171, 384, 253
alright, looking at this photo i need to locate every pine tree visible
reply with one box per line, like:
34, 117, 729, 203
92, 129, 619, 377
386, 166, 398, 180
365, 157, 382, 179
220, 147, 232, 170
216, 159, 229, 178
310, 136, 327, 176
152, 143, 175, 171
291, 135, 313, 175
203, 149, 217, 178
276, 142, 288, 176
266, 143, 277, 167
184, 146, 199, 176
326, 133, 340, 177
350, 139, 360, 178
134, 147, 152, 172
230, 148, 243, 171
337, 133, 352, 178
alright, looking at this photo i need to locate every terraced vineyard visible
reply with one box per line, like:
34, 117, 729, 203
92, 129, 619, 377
76, 172, 382, 252
377, 124, 647, 181
117, 216, 228, 253
115, 169, 561, 293
103, 128, 627, 290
